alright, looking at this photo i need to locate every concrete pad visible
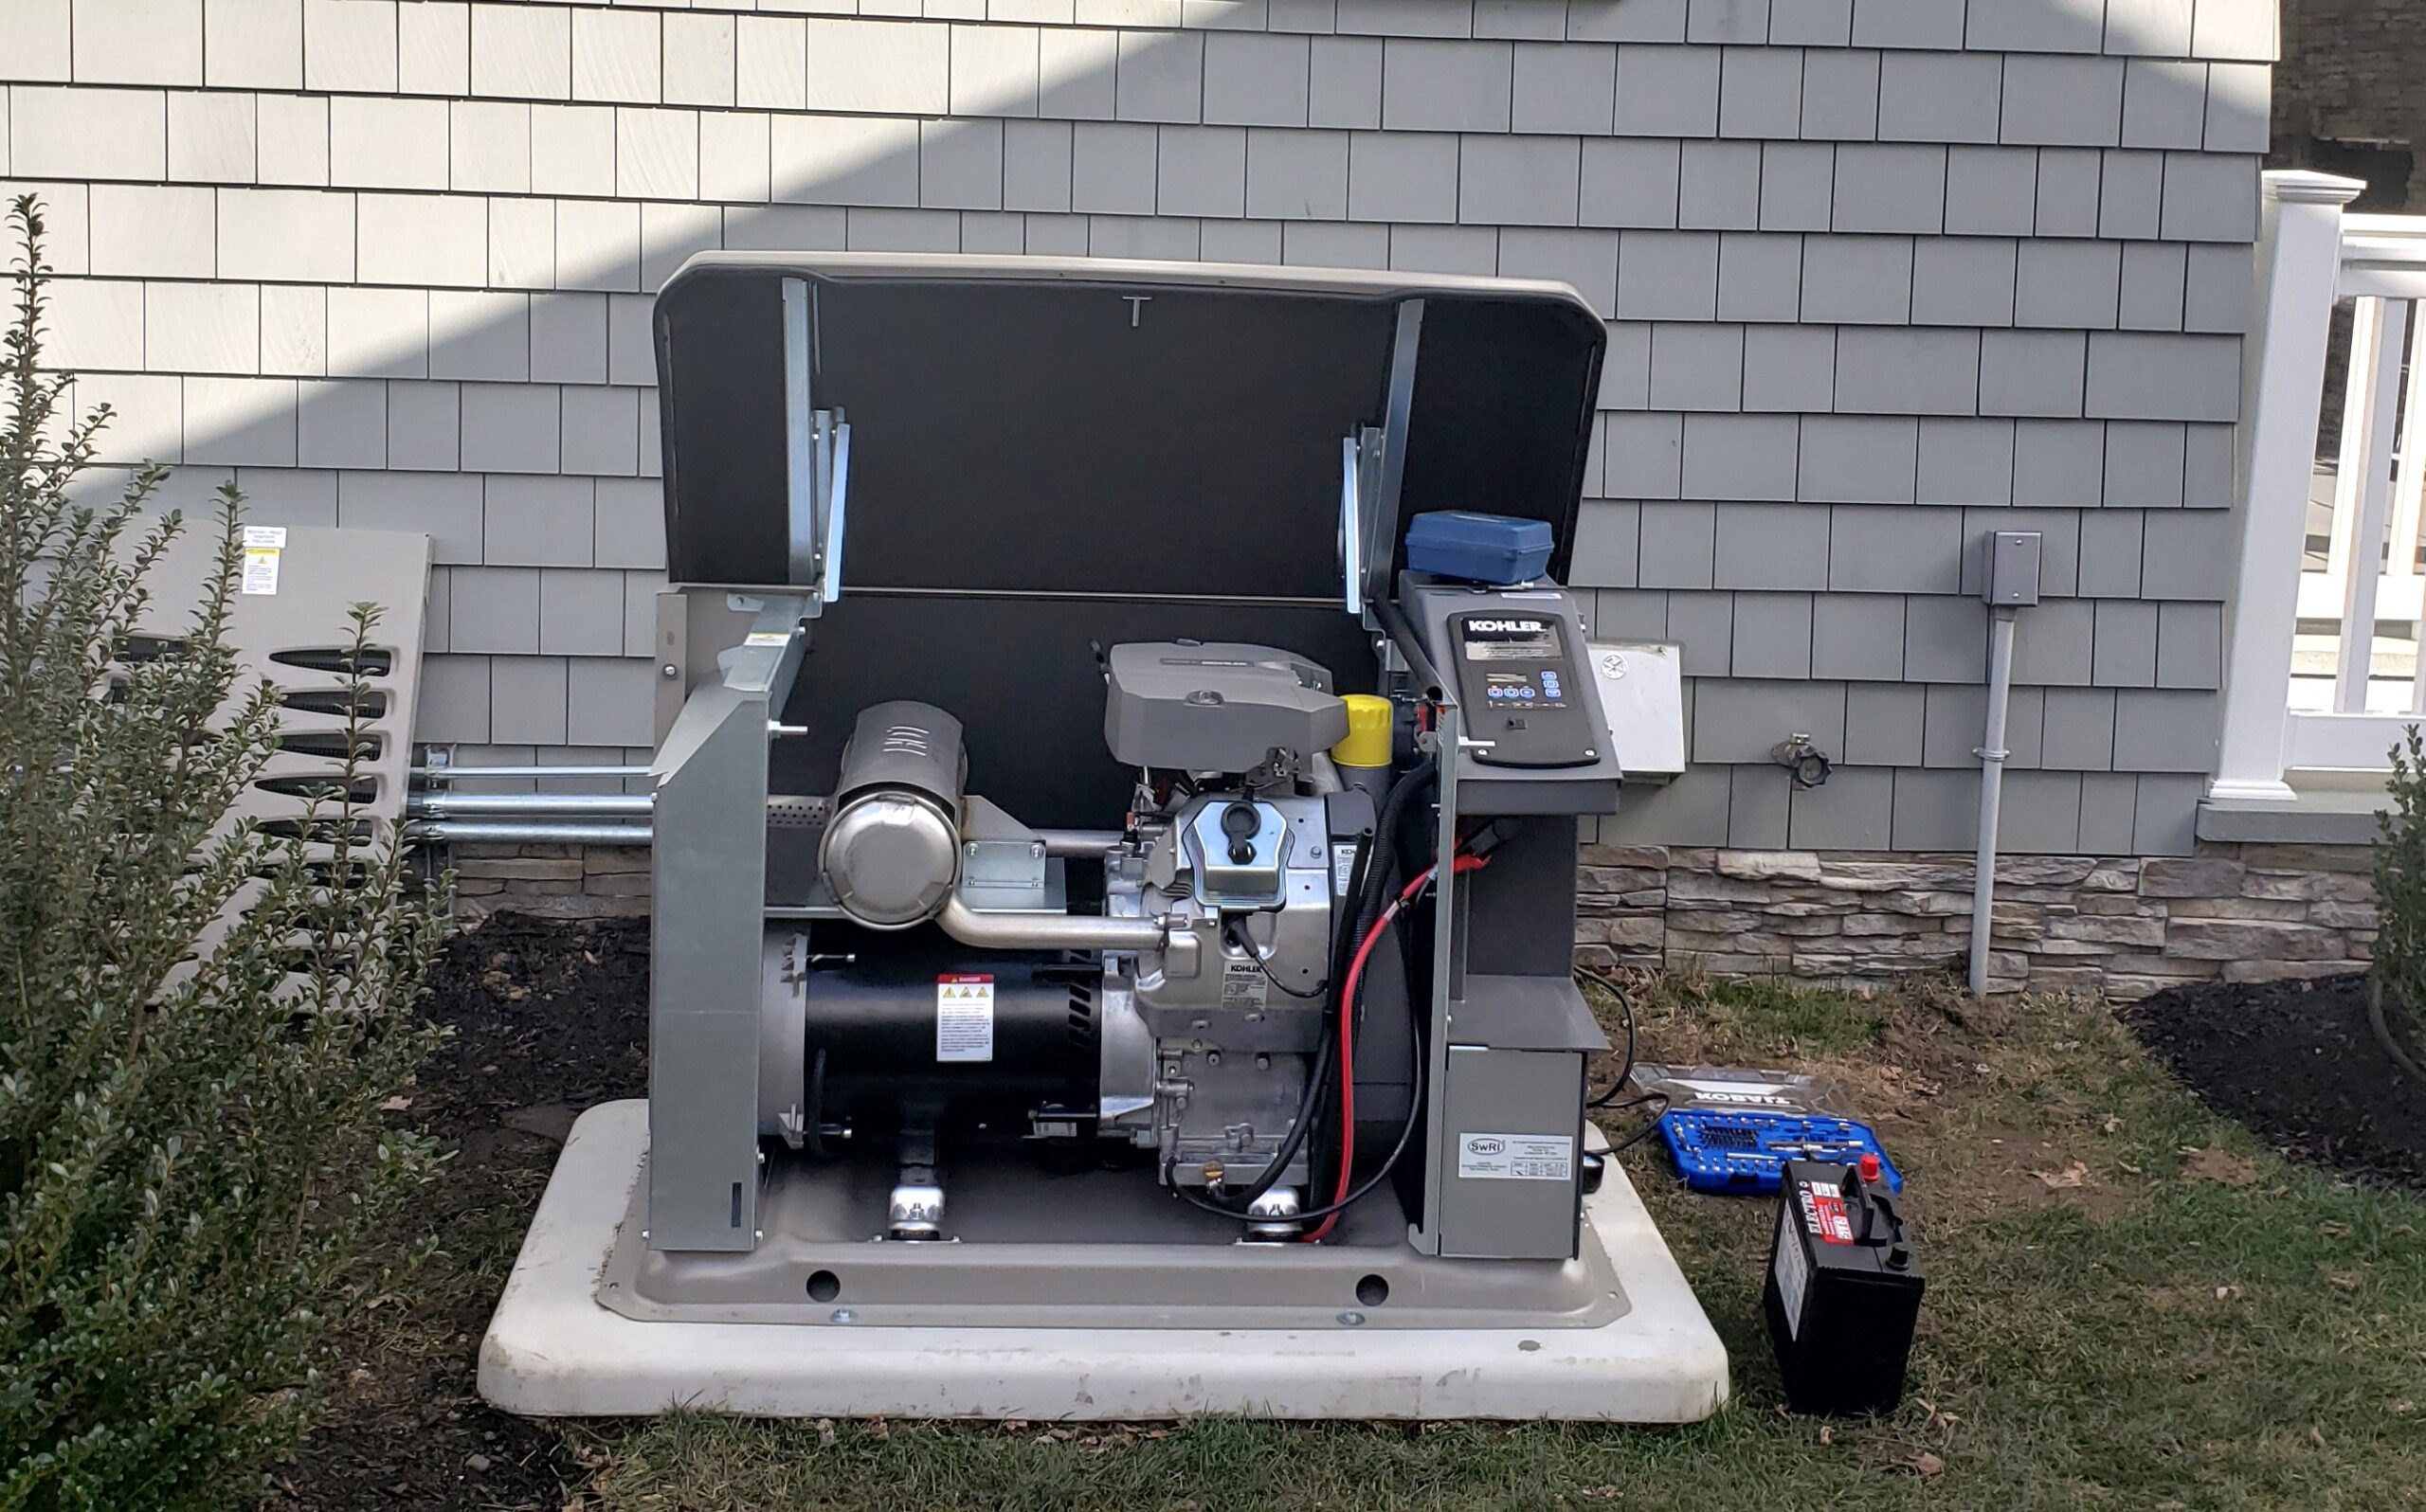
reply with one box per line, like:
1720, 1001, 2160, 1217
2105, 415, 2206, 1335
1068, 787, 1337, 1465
480, 1100, 1730, 1422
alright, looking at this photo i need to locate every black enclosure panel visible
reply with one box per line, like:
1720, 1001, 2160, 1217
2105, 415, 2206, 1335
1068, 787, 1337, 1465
655, 269, 789, 581
654, 260, 1605, 596
772, 595, 1382, 829
1394, 297, 1604, 585
819, 284, 1395, 601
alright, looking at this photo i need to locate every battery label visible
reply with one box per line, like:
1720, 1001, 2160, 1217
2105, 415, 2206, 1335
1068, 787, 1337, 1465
935, 974, 994, 1063
1772, 1205, 1810, 1338
1220, 960, 1270, 1014
1798, 1179, 1855, 1244
1456, 1132, 1574, 1181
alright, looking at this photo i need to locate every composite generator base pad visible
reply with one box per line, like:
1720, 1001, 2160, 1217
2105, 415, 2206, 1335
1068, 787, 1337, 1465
479, 1101, 1729, 1421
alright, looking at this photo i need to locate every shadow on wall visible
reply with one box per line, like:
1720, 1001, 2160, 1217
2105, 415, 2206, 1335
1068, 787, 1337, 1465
23, 3, 2242, 512
41, 24, 1268, 517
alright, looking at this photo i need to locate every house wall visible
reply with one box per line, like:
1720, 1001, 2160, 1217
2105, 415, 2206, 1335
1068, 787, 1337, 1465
2, 0, 2278, 855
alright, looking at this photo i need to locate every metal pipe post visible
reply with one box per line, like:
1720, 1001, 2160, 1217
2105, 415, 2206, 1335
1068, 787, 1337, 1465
1968, 606, 2019, 997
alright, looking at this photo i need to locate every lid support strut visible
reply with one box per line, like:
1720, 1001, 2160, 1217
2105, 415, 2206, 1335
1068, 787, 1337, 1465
1354, 298, 1424, 627
783, 279, 850, 616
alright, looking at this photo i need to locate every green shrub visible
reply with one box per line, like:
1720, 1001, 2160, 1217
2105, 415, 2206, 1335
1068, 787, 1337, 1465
2375, 726, 2426, 1033
0, 196, 445, 1509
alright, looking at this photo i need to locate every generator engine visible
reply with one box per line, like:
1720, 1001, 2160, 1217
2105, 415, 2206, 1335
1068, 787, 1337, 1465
762, 642, 1373, 1238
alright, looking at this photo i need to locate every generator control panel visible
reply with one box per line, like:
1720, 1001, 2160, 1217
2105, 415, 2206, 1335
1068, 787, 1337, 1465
1449, 611, 1599, 768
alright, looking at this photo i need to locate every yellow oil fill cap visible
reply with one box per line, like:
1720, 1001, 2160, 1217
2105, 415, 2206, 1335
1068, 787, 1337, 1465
1331, 694, 1394, 770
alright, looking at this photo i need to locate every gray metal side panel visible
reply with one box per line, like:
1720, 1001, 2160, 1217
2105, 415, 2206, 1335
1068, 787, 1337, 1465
1445, 975, 1609, 1053
138, 524, 431, 980
647, 684, 773, 1251
1435, 1047, 1587, 1262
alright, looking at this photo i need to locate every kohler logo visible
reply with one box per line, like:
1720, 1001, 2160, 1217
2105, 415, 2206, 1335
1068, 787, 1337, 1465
1468, 620, 1544, 634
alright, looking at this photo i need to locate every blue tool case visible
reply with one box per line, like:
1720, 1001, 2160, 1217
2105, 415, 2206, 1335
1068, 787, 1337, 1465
1404, 511, 1555, 585
1657, 1108, 1904, 1196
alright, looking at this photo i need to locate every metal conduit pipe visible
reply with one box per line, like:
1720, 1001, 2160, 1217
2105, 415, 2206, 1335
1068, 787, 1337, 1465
412, 765, 651, 781
1967, 606, 2019, 998
936, 894, 1165, 953
1032, 828, 1125, 857
410, 793, 655, 819
1968, 531, 2042, 997
406, 820, 654, 847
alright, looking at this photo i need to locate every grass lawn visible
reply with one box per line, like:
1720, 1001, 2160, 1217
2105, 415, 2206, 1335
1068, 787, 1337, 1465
561, 976, 2426, 1512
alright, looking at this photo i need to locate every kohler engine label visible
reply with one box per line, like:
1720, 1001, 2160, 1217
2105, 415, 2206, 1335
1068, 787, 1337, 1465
1456, 1132, 1574, 1181
1220, 960, 1270, 1014
935, 974, 994, 1062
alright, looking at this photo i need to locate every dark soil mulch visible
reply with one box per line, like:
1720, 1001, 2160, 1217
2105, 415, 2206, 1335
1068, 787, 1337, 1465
2128, 972, 2426, 1193
272, 913, 650, 1512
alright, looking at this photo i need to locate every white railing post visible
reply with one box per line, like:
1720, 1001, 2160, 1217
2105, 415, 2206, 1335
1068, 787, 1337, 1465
2329, 295, 2411, 711
2212, 170, 2367, 801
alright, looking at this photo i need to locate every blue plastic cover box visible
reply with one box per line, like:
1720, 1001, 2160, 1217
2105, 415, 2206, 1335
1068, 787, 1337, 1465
1404, 511, 1555, 585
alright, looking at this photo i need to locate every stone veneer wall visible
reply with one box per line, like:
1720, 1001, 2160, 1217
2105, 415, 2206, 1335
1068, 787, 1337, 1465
1578, 841, 2379, 999
451, 842, 653, 919
453, 837, 2381, 1002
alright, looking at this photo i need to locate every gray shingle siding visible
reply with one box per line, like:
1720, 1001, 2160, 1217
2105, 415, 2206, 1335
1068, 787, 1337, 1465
6, 0, 2268, 855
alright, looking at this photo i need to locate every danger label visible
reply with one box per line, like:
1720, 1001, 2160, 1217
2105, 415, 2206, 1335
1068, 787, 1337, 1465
1799, 1179, 1855, 1245
1456, 1132, 1573, 1182
935, 974, 993, 1063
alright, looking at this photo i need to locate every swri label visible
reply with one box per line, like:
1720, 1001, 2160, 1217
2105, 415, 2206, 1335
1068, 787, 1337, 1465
1456, 1132, 1574, 1181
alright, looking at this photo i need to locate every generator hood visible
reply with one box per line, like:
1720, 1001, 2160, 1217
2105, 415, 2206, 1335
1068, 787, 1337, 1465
651, 253, 1606, 602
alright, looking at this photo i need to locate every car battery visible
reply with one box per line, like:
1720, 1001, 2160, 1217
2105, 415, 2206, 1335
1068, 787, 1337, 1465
1762, 1156, 1926, 1415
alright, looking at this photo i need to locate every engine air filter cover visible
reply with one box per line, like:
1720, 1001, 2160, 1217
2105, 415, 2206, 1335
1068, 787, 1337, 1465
1104, 641, 1349, 772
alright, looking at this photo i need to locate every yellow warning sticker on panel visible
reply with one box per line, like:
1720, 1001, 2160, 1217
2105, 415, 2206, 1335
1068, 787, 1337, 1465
241, 525, 286, 596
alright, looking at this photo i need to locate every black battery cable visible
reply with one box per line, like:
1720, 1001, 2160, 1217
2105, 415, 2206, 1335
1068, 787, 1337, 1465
1577, 963, 1672, 1153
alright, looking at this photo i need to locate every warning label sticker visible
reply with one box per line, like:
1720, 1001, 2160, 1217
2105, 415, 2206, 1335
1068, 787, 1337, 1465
241, 525, 285, 596
1798, 1179, 1855, 1245
1220, 959, 1270, 1015
1455, 1132, 1574, 1182
1772, 1205, 1809, 1337
935, 974, 994, 1063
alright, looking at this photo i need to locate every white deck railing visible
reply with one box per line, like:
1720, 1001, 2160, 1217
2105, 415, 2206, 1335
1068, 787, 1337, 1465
2216, 174, 2426, 797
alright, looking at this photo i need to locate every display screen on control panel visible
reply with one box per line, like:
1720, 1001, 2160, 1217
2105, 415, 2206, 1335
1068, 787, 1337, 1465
1452, 612, 1598, 768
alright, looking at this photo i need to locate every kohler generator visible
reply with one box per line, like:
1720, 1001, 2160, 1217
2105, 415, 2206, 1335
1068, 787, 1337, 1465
479, 254, 1728, 1422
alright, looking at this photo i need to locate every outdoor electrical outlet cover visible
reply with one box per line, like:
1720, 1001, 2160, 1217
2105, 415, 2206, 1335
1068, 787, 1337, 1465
1984, 531, 2044, 607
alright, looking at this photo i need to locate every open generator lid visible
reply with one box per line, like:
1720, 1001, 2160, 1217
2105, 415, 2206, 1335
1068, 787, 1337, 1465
652, 253, 1606, 603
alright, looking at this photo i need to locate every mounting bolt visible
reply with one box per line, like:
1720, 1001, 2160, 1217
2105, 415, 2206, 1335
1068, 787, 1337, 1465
829, 1308, 856, 1323
1336, 1310, 1367, 1327
660, 663, 679, 678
